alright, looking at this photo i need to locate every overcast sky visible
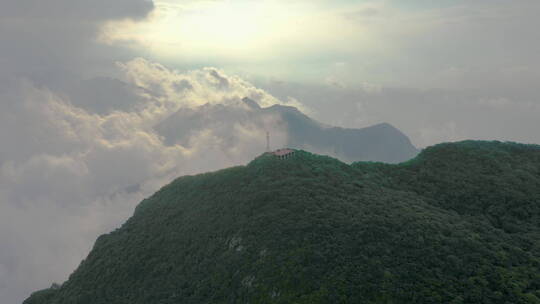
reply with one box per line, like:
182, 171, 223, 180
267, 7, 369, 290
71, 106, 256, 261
1, 0, 539, 302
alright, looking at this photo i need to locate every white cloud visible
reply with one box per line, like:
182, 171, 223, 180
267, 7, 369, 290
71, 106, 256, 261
0, 0, 154, 90
106, 1, 540, 91
0, 58, 296, 303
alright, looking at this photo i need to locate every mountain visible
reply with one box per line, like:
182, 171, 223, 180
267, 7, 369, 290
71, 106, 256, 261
25, 141, 540, 304
155, 98, 418, 163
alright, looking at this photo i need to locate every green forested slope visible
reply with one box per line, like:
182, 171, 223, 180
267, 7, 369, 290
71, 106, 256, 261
25, 141, 540, 304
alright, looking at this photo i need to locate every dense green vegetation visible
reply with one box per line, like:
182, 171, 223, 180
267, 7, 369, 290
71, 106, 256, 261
25, 141, 540, 304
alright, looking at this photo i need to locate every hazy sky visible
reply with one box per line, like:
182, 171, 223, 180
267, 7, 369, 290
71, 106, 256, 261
1, 0, 539, 302
103, 0, 540, 146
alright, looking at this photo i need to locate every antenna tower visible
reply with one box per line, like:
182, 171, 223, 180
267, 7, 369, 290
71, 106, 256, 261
266, 131, 270, 152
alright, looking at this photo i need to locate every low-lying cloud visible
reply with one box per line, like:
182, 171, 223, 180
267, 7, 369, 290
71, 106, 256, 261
0, 59, 293, 303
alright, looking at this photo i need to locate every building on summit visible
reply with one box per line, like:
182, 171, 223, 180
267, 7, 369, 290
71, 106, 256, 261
271, 148, 295, 159
266, 131, 295, 159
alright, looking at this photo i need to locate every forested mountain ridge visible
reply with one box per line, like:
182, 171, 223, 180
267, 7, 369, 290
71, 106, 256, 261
353, 141, 540, 232
25, 141, 540, 304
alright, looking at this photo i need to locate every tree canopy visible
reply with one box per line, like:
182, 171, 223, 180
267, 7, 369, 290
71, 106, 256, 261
25, 141, 540, 304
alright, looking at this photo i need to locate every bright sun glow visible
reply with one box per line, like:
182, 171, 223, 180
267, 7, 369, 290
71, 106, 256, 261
181, 2, 266, 46
100, 0, 370, 65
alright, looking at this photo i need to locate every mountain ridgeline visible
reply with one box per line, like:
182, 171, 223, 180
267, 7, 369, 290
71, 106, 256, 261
26, 141, 540, 304
155, 98, 418, 163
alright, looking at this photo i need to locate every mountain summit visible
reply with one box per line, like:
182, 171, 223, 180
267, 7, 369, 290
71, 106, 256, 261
25, 141, 540, 303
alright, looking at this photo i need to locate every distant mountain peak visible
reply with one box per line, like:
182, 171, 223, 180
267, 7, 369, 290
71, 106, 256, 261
155, 99, 418, 163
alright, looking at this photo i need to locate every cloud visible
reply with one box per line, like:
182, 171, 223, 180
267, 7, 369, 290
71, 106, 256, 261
117, 58, 305, 110
0, 57, 296, 302
0, 0, 154, 89
350, 1, 540, 90
106, 1, 540, 93
64, 77, 147, 114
